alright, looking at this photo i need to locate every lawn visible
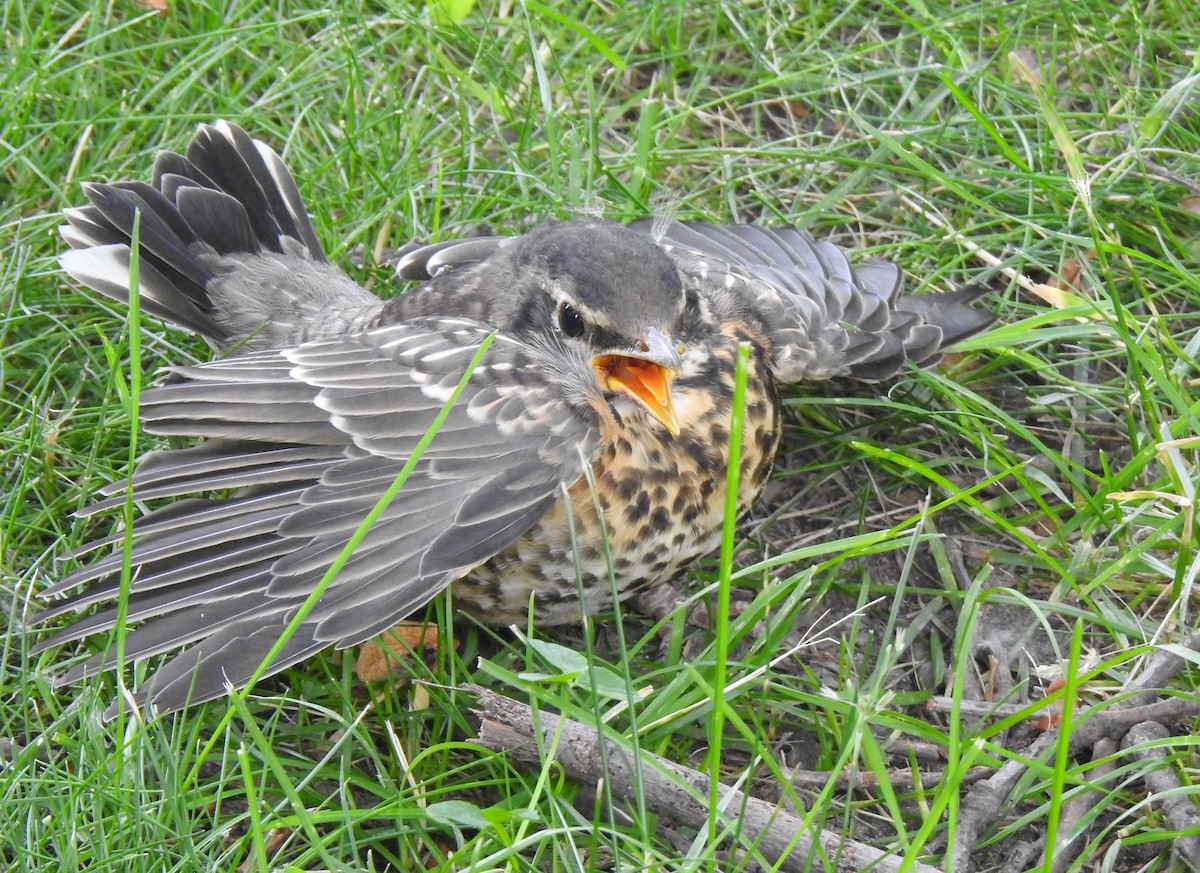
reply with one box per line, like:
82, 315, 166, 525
3, 0, 1200, 871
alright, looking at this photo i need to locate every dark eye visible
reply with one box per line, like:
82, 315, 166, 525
557, 301, 586, 338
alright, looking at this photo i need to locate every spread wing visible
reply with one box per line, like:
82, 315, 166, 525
34, 317, 596, 715
625, 220, 994, 383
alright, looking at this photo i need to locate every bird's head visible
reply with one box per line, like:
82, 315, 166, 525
507, 220, 688, 436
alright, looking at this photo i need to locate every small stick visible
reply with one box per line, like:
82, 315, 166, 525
1122, 721, 1200, 872
468, 686, 940, 873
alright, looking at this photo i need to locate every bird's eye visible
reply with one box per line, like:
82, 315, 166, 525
557, 301, 586, 338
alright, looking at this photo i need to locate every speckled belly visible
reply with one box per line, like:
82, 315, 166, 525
450, 337, 781, 625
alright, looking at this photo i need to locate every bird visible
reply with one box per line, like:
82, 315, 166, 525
32, 120, 994, 716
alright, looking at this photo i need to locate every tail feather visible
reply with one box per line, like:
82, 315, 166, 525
174, 186, 260, 255
78, 184, 214, 287
848, 334, 906, 381
183, 121, 325, 259
111, 181, 201, 246
896, 285, 996, 348
151, 150, 219, 195
60, 244, 225, 339
59, 121, 380, 349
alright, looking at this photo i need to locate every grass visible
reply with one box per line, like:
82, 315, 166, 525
3, 0, 1200, 870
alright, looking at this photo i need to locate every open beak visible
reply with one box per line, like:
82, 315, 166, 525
592, 327, 682, 436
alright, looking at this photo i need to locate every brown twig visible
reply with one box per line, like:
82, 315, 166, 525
1051, 737, 1117, 873
951, 733, 1057, 870
1125, 628, 1200, 699
952, 629, 1200, 871
923, 695, 1051, 722
1122, 721, 1200, 872
1068, 696, 1200, 749
468, 686, 940, 873
997, 837, 1043, 873
783, 764, 992, 793
1050, 628, 1200, 870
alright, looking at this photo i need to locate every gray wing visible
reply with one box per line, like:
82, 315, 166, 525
628, 220, 993, 383
34, 317, 596, 715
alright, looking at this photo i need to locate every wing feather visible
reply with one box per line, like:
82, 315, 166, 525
34, 317, 596, 714
622, 218, 993, 382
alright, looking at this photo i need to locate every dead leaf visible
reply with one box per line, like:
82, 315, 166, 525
1032, 677, 1071, 731
411, 682, 430, 712
356, 623, 443, 683
1008, 50, 1043, 87
764, 98, 809, 119
1027, 282, 1075, 309
1054, 257, 1083, 290
237, 829, 290, 872
980, 654, 999, 702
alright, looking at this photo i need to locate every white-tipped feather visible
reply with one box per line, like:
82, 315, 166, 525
60, 207, 113, 248
58, 224, 95, 250
60, 245, 134, 293
213, 119, 239, 142
254, 141, 305, 229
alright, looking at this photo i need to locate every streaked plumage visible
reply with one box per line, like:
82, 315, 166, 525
34, 121, 993, 715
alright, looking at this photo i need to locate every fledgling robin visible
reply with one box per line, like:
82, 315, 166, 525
33, 122, 993, 715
